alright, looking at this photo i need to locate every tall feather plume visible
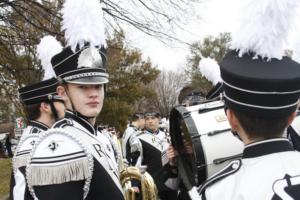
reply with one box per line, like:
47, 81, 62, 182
61, 0, 106, 52
198, 57, 221, 85
231, 0, 300, 60
37, 36, 63, 80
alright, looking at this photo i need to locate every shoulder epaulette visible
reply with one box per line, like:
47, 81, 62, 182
53, 118, 73, 128
13, 134, 39, 174
30, 127, 41, 134
198, 159, 242, 195
26, 128, 93, 199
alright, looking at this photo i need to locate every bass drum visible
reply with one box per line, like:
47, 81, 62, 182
169, 100, 244, 190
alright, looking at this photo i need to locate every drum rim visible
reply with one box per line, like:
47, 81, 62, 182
170, 105, 207, 189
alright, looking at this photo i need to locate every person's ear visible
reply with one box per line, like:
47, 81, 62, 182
40, 102, 51, 114
286, 111, 297, 127
57, 85, 66, 98
226, 109, 240, 132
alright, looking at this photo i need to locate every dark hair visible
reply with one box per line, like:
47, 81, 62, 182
23, 103, 42, 120
131, 113, 144, 122
145, 106, 160, 118
178, 85, 205, 105
232, 109, 290, 139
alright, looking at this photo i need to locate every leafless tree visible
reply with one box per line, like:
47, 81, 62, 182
144, 69, 188, 117
0, 0, 201, 122
0, 0, 202, 43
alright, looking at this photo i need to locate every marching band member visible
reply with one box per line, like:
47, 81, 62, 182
137, 108, 178, 200
197, 0, 300, 199
9, 35, 65, 200
25, 0, 124, 199
122, 113, 145, 166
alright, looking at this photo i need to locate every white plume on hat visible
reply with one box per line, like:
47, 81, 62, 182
37, 35, 63, 80
198, 57, 221, 85
231, 0, 300, 60
61, 0, 106, 52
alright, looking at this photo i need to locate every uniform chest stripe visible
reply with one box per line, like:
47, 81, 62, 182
16, 149, 31, 155
31, 151, 86, 163
31, 155, 86, 164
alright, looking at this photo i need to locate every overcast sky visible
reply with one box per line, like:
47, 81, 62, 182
123, 0, 238, 71
124, 0, 300, 71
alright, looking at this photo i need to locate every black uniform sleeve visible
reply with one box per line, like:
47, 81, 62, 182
10, 166, 34, 200
9, 171, 15, 200
126, 137, 141, 166
34, 181, 84, 200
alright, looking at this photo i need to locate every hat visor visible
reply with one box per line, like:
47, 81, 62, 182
65, 76, 109, 85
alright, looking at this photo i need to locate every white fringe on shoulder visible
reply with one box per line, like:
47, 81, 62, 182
27, 158, 92, 186
14, 155, 29, 172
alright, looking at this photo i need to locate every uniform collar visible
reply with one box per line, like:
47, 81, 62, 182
146, 128, 159, 135
243, 138, 294, 159
129, 124, 138, 130
29, 120, 49, 131
65, 110, 97, 135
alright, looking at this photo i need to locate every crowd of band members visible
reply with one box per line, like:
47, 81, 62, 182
9, 81, 300, 200
7, 0, 300, 199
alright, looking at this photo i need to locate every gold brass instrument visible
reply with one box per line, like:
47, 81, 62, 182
120, 166, 158, 200
111, 133, 158, 200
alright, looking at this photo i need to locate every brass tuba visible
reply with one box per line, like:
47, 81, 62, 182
110, 133, 158, 200
120, 166, 158, 200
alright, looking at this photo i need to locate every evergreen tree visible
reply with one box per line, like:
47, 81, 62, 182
98, 31, 160, 133
185, 32, 231, 94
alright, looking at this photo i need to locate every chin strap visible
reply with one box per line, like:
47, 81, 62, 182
63, 84, 96, 120
49, 101, 59, 121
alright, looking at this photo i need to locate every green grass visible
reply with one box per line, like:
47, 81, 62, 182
0, 159, 12, 199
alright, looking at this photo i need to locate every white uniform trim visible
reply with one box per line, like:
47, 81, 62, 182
21, 92, 56, 101
63, 72, 109, 81
245, 138, 289, 148
13, 169, 26, 200
198, 159, 241, 195
19, 82, 58, 94
224, 93, 299, 109
26, 128, 94, 200
138, 131, 167, 152
223, 80, 300, 94
122, 125, 143, 164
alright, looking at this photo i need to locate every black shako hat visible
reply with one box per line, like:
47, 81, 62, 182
51, 45, 108, 85
19, 78, 63, 105
221, 51, 300, 118
219, 0, 300, 118
51, 0, 109, 85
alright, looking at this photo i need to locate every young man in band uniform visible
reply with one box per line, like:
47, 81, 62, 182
10, 77, 65, 200
25, 0, 124, 199
137, 108, 178, 199
197, 0, 300, 199
122, 113, 145, 166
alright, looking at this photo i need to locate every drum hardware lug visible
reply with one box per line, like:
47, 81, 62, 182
198, 105, 224, 114
206, 128, 231, 136
191, 135, 200, 139
196, 163, 207, 169
182, 111, 191, 118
